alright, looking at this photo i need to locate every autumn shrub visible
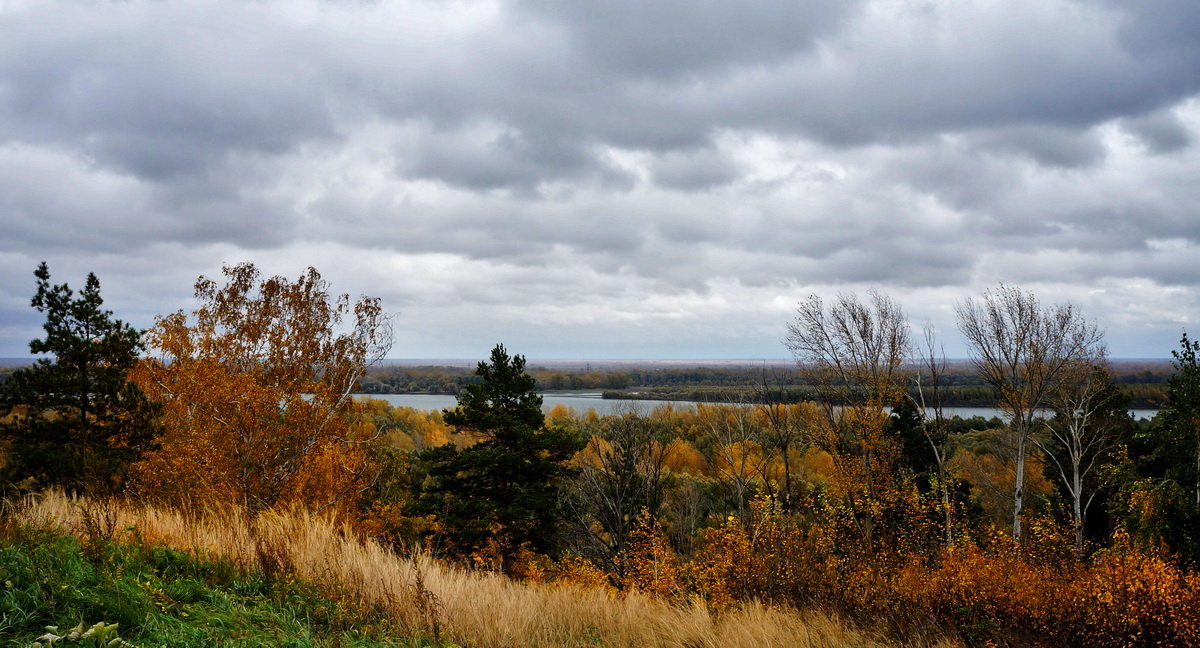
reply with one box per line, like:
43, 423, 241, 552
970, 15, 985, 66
892, 540, 1053, 644
876, 531, 1200, 648
1068, 538, 1200, 647
688, 516, 763, 611
594, 497, 1200, 648
623, 510, 686, 600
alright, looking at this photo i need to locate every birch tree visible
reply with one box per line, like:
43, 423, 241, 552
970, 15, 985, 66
785, 290, 910, 546
955, 285, 1102, 542
1037, 354, 1128, 554
909, 324, 957, 543
134, 263, 392, 515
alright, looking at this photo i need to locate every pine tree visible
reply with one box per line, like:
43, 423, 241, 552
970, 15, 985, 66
409, 344, 585, 562
0, 263, 160, 495
1163, 332, 1200, 510
1115, 333, 1200, 559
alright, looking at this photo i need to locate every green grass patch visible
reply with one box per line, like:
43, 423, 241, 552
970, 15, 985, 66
0, 525, 435, 648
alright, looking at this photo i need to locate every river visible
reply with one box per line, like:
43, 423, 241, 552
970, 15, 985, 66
358, 393, 1159, 421
359, 392, 685, 415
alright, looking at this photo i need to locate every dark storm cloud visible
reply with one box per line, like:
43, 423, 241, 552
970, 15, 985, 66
648, 147, 743, 191
970, 126, 1107, 170
714, 1, 1200, 146
0, 6, 336, 180
344, 0, 1200, 189
1122, 110, 1193, 154
361, 0, 1198, 192
514, 0, 857, 79
4, 0, 1196, 195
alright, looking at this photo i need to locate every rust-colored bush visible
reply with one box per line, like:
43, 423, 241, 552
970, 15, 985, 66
623, 510, 685, 600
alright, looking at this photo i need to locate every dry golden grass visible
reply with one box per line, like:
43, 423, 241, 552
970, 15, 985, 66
11, 492, 952, 648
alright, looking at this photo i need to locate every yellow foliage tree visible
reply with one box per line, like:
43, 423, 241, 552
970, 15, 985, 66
132, 263, 392, 516
623, 509, 684, 600
663, 437, 708, 475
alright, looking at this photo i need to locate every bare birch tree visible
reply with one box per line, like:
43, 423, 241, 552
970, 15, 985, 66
787, 290, 911, 409
909, 324, 957, 543
955, 285, 1103, 542
785, 290, 911, 545
1036, 351, 1127, 555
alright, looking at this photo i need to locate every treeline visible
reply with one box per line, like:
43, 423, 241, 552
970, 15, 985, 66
358, 365, 636, 393
609, 383, 1169, 409
359, 363, 1171, 408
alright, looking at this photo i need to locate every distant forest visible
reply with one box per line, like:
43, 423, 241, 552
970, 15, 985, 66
356, 359, 1173, 409
3, 358, 1169, 408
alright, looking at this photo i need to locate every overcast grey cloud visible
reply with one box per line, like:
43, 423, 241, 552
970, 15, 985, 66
1, 0, 1199, 360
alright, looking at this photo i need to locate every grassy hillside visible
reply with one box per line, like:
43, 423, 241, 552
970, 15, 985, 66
2, 493, 943, 648
0, 526, 422, 647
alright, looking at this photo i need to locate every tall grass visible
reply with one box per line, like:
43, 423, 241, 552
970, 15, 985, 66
10, 492, 943, 648
0, 528, 407, 647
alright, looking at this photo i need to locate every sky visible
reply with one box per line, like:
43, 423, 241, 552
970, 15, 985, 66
1, 0, 1198, 361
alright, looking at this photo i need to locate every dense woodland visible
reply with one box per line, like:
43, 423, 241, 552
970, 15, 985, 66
3, 263, 1200, 648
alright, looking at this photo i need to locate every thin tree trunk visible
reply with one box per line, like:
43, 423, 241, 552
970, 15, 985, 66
782, 441, 793, 513
941, 465, 953, 543
1073, 464, 1084, 556
1013, 428, 1026, 542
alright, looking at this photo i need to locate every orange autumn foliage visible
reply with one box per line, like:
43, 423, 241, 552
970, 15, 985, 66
361, 400, 455, 451
882, 534, 1200, 647
623, 510, 685, 600
689, 516, 764, 612
131, 263, 391, 518
612, 506, 1200, 648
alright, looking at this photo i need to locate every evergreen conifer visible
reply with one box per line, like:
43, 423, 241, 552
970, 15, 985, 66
410, 344, 585, 562
0, 263, 160, 495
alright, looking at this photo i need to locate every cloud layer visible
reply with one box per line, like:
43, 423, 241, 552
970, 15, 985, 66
1, 0, 1198, 359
